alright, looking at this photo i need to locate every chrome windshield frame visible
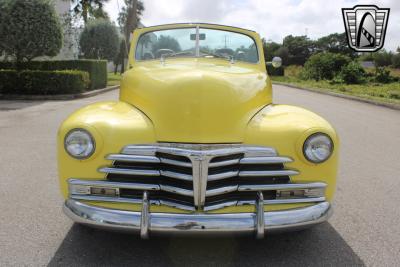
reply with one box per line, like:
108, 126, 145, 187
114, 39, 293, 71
134, 25, 260, 64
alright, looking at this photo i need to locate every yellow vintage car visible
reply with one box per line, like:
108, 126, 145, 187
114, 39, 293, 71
59, 23, 338, 238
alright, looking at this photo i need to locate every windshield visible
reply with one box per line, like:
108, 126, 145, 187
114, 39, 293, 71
135, 27, 259, 63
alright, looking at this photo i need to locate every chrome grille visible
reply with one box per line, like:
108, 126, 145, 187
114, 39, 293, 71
69, 144, 326, 212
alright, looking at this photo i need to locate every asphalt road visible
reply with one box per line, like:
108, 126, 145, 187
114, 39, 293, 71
0, 84, 399, 266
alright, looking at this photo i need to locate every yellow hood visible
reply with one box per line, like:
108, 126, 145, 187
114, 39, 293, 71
120, 59, 271, 143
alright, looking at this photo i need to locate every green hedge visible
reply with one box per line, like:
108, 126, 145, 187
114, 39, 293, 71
0, 60, 107, 89
267, 65, 284, 76
0, 69, 89, 95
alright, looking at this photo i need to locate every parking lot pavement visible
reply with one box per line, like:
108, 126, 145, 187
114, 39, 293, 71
0, 85, 399, 266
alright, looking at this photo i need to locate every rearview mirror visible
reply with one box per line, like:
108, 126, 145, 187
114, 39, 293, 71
190, 33, 206, 40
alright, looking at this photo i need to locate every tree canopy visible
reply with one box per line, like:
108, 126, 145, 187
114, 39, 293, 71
315, 33, 356, 57
69, 0, 109, 23
0, 0, 63, 62
79, 19, 120, 60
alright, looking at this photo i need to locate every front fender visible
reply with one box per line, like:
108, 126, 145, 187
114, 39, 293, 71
244, 104, 339, 202
57, 101, 156, 199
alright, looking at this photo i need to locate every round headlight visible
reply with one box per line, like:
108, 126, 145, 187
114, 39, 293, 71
64, 129, 95, 159
303, 133, 333, 163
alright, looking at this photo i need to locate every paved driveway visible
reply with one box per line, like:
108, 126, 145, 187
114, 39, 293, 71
0, 85, 399, 266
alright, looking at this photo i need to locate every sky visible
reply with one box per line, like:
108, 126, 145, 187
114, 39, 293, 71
105, 0, 399, 51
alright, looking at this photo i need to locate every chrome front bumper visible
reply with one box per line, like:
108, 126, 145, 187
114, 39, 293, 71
63, 198, 332, 238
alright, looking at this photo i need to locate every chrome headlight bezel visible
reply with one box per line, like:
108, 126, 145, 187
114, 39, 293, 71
303, 133, 333, 163
64, 128, 96, 159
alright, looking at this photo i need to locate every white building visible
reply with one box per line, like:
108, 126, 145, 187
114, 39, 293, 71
52, 0, 80, 60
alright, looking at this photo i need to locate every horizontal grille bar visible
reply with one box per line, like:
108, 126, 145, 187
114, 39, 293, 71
240, 156, 293, 164
209, 159, 240, 168
208, 171, 239, 181
206, 185, 238, 197
107, 154, 160, 163
239, 170, 299, 177
159, 157, 192, 168
99, 167, 160, 176
238, 182, 326, 191
160, 170, 192, 181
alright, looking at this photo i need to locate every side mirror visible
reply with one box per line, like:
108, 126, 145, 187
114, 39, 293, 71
271, 57, 282, 68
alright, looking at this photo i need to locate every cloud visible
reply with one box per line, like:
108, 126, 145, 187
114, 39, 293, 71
105, 0, 399, 51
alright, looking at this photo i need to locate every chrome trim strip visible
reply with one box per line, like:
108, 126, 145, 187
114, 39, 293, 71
140, 191, 150, 239
208, 171, 239, 181
69, 179, 160, 191
209, 159, 240, 168
159, 157, 192, 167
122, 144, 277, 157
64, 199, 332, 237
264, 197, 326, 204
70, 195, 143, 204
106, 154, 160, 163
69, 194, 196, 211
160, 170, 192, 181
99, 167, 160, 176
205, 185, 238, 197
240, 156, 293, 164
256, 192, 265, 239
239, 170, 299, 177
69, 179, 194, 197
238, 182, 327, 191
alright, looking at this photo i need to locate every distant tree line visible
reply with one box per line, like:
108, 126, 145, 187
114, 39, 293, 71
262, 32, 356, 66
263, 32, 400, 69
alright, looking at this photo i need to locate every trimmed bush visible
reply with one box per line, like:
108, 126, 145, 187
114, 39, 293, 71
339, 61, 366, 84
0, 69, 89, 95
266, 65, 284, 76
0, 60, 107, 89
374, 67, 392, 83
301, 52, 351, 81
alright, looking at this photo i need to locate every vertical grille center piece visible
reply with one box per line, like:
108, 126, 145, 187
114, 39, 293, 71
94, 144, 304, 211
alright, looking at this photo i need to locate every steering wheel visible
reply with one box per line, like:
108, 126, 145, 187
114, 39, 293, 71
155, 49, 175, 58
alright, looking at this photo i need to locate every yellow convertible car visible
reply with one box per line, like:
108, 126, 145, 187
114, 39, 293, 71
59, 23, 338, 238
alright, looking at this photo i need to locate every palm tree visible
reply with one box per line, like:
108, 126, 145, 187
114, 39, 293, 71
117, 0, 144, 44
68, 0, 109, 24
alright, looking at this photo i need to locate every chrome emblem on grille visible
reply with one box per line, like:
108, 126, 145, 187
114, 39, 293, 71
189, 154, 212, 208
342, 5, 390, 52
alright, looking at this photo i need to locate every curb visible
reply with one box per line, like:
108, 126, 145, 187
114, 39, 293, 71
0, 85, 119, 101
273, 82, 400, 111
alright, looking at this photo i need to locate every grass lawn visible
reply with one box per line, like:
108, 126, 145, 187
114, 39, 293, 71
107, 72, 122, 86
271, 66, 400, 106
